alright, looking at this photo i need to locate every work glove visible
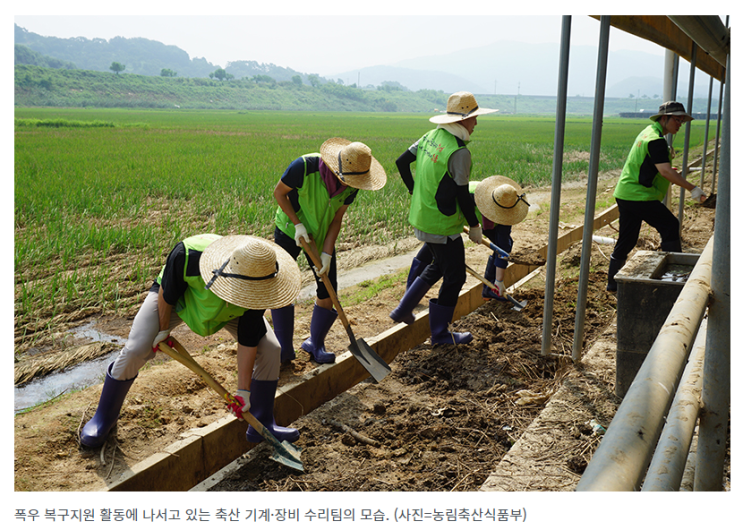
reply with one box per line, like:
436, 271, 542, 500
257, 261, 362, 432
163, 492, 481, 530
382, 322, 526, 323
227, 389, 251, 420
468, 225, 483, 245
691, 187, 707, 202
294, 223, 309, 247
152, 329, 171, 352
494, 280, 506, 298
314, 252, 332, 276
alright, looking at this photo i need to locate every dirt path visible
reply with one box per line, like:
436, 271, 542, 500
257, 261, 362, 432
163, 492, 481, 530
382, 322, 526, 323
13, 169, 717, 492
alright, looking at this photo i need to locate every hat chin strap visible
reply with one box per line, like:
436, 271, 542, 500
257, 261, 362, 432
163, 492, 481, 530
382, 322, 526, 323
448, 105, 478, 118
335, 151, 368, 182
205, 260, 279, 290
493, 191, 530, 209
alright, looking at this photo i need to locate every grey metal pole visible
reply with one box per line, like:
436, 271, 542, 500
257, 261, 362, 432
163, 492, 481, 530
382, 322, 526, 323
541, 16, 571, 357
677, 42, 697, 234
695, 51, 730, 492
711, 76, 724, 194
662, 50, 679, 208
700, 76, 714, 189
642, 319, 706, 491
571, 16, 610, 362
710, 16, 728, 195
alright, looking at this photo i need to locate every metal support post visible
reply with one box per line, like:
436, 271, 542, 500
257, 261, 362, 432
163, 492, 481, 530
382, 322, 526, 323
677, 43, 697, 234
572, 16, 610, 362
695, 52, 730, 491
541, 15, 571, 356
700, 76, 714, 189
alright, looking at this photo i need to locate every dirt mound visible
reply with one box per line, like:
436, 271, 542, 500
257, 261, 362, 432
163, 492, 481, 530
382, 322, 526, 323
207, 275, 616, 491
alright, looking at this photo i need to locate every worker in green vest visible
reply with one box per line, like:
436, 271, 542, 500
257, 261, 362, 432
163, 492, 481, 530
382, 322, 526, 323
80, 234, 302, 449
272, 138, 386, 364
390, 91, 496, 344
607, 101, 708, 291
403, 175, 529, 301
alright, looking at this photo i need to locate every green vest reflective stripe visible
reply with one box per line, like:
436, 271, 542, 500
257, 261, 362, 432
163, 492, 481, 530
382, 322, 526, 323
614, 121, 671, 202
409, 129, 467, 235
157, 234, 248, 337
275, 153, 356, 251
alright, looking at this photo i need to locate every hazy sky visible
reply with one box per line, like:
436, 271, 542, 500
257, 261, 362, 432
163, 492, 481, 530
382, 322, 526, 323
14, 11, 670, 77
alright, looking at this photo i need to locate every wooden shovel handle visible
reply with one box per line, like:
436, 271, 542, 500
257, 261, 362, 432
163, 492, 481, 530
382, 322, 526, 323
298, 237, 352, 329
157, 339, 264, 433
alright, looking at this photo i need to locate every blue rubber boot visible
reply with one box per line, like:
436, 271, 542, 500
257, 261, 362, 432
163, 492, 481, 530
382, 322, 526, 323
390, 277, 430, 325
300, 304, 337, 364
271, 305, 296, 363
406, 257, 425, 290
482, 255, 508, 301
429, 299, 473, 345
80, 363, 136, 448
246, 379, 300, 443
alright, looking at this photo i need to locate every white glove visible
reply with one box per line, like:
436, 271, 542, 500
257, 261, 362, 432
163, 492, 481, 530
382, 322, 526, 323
468, 225, 483, 245
231, 389, 251, 420
691, 187, 706, 202
152, 329, 171, 351
494, 280, 506, 297
294, 223, 309, 246
314, 252, 332, 276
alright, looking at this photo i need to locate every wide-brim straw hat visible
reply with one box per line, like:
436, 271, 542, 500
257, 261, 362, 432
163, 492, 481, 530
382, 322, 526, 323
430, 91, 498, 124
474, 175, 530, 226
320, 137, 387, 191
650, 101, 694, 123
200, 235, 301, 310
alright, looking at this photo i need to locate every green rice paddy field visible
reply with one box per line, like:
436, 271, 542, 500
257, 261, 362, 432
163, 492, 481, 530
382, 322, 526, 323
13, 108, 711, 352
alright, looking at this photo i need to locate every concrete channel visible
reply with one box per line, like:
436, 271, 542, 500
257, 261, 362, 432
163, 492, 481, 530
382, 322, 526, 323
107, 206, 619, 491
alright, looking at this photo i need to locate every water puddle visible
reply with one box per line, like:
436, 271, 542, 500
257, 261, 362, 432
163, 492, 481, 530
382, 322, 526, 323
14, 322, 126, 413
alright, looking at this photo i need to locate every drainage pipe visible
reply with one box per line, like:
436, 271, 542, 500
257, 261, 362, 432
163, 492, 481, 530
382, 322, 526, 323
576, 236, 713, 491
695, 50, 730, 491
541, 15, 571, 357
676, 42, 697, 234
641, 318, 706, 491
572, 15, 610, 362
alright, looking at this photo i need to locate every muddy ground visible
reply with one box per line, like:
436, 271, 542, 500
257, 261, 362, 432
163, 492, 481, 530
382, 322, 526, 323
13, 169, 718, 492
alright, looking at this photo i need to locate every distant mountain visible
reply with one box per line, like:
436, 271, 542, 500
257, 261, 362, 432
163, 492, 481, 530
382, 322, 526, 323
15, 23, 714, 99
332, 40, 711, 99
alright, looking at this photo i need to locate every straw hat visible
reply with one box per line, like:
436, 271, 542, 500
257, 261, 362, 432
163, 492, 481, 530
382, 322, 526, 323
430, 91, 498, 124
320, 138, 387, 191
650, 101, 694, 123
474, 175, 530, 226
200, 235, 301, 310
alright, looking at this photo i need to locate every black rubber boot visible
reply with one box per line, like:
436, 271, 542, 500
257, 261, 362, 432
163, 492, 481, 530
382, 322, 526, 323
606, 257, 625, 292
80, 363, 136, 448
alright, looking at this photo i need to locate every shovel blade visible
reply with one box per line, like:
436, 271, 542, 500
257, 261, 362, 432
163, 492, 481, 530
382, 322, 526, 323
507, 295, 527, 312
256, 424, 304, 472
348, 338, 391, 383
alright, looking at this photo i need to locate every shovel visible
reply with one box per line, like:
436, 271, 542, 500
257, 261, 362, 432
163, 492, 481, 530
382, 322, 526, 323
463, 226, 510, 260
156, 338, 304, 472
299, 237, 391, 383
464, 263, 527, 312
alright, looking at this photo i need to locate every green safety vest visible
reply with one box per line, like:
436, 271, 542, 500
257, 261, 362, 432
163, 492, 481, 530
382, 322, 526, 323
157, 234, 248, 337
614, 121, 671, 202
409, 129, 468, 235
275, 153, 356, 251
